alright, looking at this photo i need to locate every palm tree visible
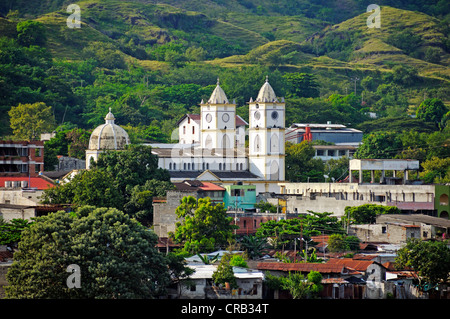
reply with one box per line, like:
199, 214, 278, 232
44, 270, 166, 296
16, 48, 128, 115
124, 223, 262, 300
240, 236, 268, 260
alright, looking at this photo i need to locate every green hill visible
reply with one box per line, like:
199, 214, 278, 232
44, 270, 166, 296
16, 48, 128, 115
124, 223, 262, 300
0, 0, 448, 139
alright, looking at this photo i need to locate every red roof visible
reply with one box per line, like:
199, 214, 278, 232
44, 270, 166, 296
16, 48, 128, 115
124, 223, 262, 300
326, 258, 381, 271
257, 262, 345, 274
0, 176, 55, 190
198, 182, 225, 191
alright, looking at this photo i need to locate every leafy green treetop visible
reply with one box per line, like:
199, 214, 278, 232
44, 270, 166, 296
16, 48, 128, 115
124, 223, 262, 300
5, 206, 173, 299
170, 196, 237, 255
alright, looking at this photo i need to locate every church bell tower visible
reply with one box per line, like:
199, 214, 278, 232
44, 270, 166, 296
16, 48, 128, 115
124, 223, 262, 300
248, 76, 285, 181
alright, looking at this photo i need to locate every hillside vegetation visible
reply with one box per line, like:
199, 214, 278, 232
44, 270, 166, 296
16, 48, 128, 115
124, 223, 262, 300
0, 0, 448, 146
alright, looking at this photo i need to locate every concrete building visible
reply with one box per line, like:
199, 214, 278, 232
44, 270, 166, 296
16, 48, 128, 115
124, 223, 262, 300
435, 185, 450, 219
176, 262, 264, 299
286, 123, 362, 146
351, 214, 450, 243
349, 159, 420, 185
150, 77, 286, 195
278, 182, 437, 218
0, 175, 61, 222
0, 140, 44, 176
223, 184, 257, 211
85, 108, 130, 169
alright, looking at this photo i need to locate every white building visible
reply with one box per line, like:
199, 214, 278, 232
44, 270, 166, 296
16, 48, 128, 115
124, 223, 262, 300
151, 77, 286, 194
85, 78, 286, 194
85, 108, 130, 169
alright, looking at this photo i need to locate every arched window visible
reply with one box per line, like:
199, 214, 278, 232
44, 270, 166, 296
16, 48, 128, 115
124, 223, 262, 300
270, 161, 279, 181
222, 134, 231, 149
183, 163, 186, 170
270, 134, 279, 153
254, 134, 261, 153
219, 163, 222, 170
205, 134, 212, 149
169, 163, 172, 170
440, 194, 449, 206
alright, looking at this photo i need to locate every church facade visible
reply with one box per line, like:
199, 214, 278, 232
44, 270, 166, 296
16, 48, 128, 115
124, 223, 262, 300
151, 77, 286, 194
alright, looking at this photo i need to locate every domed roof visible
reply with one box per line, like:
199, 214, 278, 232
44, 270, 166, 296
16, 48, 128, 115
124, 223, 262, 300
256, 76, 278, 102
208, 78, 229, 104
88, 109, 130, 151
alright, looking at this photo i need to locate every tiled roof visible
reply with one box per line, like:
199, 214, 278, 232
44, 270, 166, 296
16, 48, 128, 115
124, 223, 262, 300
199, 182, 225, 191
0, 176, 55, 190
257, 262, 345, 274
327, 258, 382, 271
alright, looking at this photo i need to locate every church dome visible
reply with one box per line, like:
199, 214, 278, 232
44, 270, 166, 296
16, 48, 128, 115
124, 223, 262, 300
256, 76, 278, 102
88, 109, 130, 151
208, 78, 229, 104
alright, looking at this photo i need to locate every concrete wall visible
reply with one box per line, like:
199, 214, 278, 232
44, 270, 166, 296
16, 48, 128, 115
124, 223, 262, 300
153, 191, 196, 238
279, 183, 436, 217
352, 223, 421, 244
0, 189, 43, 206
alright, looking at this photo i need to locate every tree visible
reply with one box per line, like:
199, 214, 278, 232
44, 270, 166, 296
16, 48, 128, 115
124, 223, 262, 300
240, 235, 268, 260
327, 234, 347, 252
170, 196, 237, 255
354, 131, 402, 159
0, 219, 34, 249
419, 156, 450, 184
16, 20, 47, 46
5, 207, 172, 298
8, 102, 56, 140
283, 73, 320, 98
344, 204, 401, 225
281, 271, 323, 299
41, 169, 124, 209
92, 144, 171, 198
416, 98, 448, 126
212, 254, 238, 289
395, 239, 450, 289
285, 141, 325, 182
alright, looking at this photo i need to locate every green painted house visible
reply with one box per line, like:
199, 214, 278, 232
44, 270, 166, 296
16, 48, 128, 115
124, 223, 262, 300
223, 184, 257, 211
435, 185, 450, 219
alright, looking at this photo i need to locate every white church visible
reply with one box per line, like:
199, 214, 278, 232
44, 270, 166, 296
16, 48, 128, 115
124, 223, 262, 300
86, 77, 286, 194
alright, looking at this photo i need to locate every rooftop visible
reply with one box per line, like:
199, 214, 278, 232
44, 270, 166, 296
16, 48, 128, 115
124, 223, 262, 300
0, 176, 55, 190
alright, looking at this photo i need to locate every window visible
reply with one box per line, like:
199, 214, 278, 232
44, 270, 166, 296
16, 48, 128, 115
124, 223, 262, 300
382, 226, 387, 234
219, 163, 222, 170
183, 126, 186, 134
169, 163, 172, 170
35, 148, 41, 157
174, 163, 176, 170
192, 126, 195, 134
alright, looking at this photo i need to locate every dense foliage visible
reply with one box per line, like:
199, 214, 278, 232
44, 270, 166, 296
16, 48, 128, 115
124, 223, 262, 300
41, 145, 173, 226
5, 206, 173, 298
